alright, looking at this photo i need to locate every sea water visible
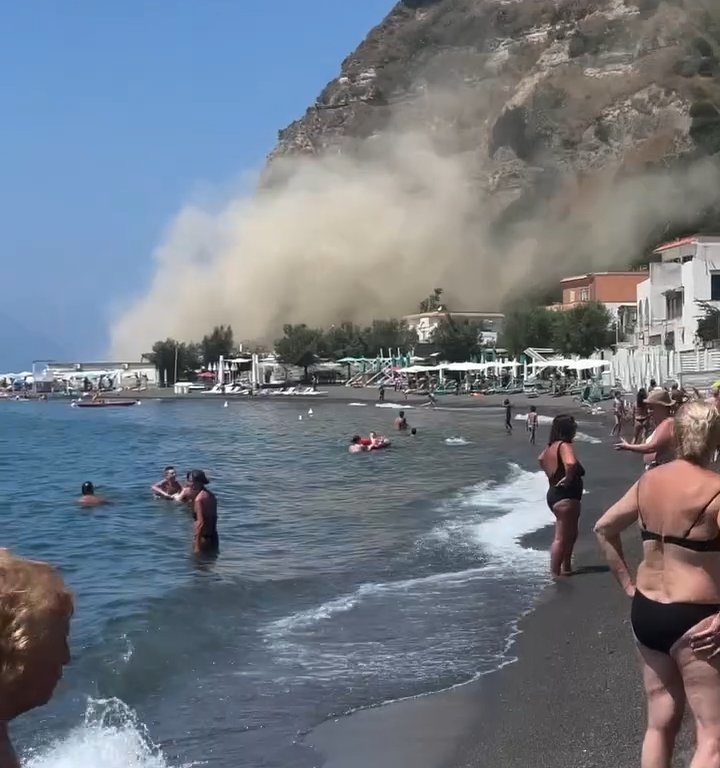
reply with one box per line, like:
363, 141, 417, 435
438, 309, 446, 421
0, 399, 606, 767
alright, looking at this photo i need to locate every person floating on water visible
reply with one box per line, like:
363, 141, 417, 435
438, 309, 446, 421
394, 410, 408, 430
77, 482, 109, 507
527, 405, 538, 445
0, 550, 73, 768
595, 400, 720, 768
151, 466, 182, 500
504, 399, 513, 434
190, 470, 219, 554
615, 389, 675, 470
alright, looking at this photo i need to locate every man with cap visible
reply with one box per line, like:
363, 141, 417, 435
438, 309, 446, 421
190, 470, 219, 554
615, 389, 675, 469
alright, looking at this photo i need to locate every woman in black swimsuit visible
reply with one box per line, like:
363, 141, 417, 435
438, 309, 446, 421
595, 401, 720, 768
539, 415, 585, 578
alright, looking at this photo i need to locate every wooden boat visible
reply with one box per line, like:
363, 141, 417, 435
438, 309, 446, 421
74, 399, 137, 408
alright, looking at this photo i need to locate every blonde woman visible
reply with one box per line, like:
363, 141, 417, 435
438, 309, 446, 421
595, 401, 720, 768
0, 551, 73, 768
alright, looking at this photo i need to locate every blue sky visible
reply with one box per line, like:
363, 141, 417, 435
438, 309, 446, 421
0, 1, 394, 370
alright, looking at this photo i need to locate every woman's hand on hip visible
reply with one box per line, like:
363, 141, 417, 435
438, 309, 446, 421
690, 613, 720, 659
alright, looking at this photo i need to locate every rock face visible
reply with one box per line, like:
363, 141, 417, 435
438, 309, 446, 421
270, 0, 720, 258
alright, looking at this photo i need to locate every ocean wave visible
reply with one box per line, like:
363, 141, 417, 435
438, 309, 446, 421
348, 402, 368, 407
444, 437, 469, 445
374, 403, 413, 409
24, 698, 177, 768
512, 413, 601, 444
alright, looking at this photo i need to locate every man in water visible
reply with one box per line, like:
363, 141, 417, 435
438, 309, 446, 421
394, 410, 409, 430
191, 470, 219, 554
151, 466, 182, 500
349, 435, 368, 453
504, 399, 513, 434
410, 427, 417, 436
77, 482, 109, 507
527, 405, 538, 445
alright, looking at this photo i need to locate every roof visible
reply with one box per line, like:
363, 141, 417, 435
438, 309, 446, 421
403, 311, 504, 320
652, 235, 720, 254
560, 271, 648, 283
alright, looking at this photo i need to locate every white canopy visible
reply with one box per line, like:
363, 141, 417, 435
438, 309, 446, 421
443, 362, 490, 372
399, 365, 440, 373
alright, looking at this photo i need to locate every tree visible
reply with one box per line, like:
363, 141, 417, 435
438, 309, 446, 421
147, 339, 201, 387
431, 317, 481, 362
552, 302, 614, 356
696, 300, 720, 345
419, 288, 444, 313
200, 325, 235, 365
275, 324, 324, 380
499, 306, 556, 357
322, 322, 368, 360
362, 319, 417, 357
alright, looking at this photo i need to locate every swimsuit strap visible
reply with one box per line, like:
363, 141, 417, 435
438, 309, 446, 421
683, 489, 720, 538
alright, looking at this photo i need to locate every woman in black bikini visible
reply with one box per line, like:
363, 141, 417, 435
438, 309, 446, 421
539, 415, 584, 578
595, 401, 720, 768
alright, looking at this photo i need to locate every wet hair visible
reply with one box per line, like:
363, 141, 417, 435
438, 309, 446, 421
399, 411, 405, 418
351, 435, 361, 444
186, 471, 192, 480
548, 415, 577, 445
164, 465, 175, 474
81, 482, 94, 495
0, 550, 73, 689
190, 469, 209, 485
636, 388, 647, 408
530, 405, 537, 412
411, 428, 417, 435
674, 401, 720, 465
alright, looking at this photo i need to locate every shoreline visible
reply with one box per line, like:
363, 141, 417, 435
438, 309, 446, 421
303, 433, 687, 768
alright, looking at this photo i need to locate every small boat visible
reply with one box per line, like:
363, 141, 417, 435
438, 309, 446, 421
74, 399, 137, 408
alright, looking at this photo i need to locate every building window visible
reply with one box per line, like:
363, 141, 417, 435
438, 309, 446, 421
665, 291, 683, 321
712, 273, 720, 301
579, 288, 589, 302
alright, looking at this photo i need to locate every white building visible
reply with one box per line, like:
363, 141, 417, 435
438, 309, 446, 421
402, 311, 504, 346
636, 235, 720, 354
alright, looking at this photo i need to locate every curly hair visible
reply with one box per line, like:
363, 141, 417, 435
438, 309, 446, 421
674, 400, 720, 465
0, 551, 73, 689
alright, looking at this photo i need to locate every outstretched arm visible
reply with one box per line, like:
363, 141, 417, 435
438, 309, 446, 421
615, 419, 673, 454
151, 482, 173, 500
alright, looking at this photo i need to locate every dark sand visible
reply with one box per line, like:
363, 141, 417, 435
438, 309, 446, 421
304, 421, 696, 768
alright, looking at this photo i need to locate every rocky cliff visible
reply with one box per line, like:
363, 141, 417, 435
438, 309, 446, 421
271, 0, 720, 270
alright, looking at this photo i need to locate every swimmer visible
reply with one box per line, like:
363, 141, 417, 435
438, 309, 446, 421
349, 435, 369, 454
0, 551, 73, 768
394, 410, 409, 431
411, 427, 417, 436
151, 466, 182, 500
191, 470, 219, 554
77, 482, 109, 507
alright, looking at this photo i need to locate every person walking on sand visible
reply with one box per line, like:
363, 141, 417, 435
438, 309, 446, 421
378, 384, 385, 403
595, 400, 720, 768
616, 389, 675, 470
539, 415, 584, 577
0, 551, 73, 768
504, 399, 513, 434
633, 388, 649, 444
190, 470, 219, 554
527, 405, 538, 445
611, 391, 625, 437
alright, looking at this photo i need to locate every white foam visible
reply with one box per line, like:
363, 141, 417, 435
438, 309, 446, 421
514, 413, 554, 425
513, 414, 601, 444
24, 698, 177, 768
573, 432, 601, 444
348, 402, 368, 407
374, 403, 413, 409
445, 437, 469, 445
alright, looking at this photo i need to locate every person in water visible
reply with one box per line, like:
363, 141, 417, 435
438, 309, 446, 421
151, 466, 182, 500
526, 405, 538, 445
394, 410, 409, 430
539, 415, 584, 577
173, 471, 199, 504
504, 399, 513, 434
615, 388, 675, 469
595, 401, 720, 768
77, 482, 109, 507
410, 427, 417, 436
0, 551, 73, 768
349, 435, 369, 454
191, 470, 219, 554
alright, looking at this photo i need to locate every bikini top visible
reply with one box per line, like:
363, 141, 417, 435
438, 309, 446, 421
639, 488, 720, 552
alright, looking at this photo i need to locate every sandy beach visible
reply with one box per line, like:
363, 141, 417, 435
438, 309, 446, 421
304, 413, 697, 768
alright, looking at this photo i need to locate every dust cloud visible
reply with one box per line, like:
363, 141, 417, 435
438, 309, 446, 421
110, 116, 720, 358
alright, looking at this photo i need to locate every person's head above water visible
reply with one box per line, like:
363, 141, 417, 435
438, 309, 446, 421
81, 482, 94, 496
548, 414, 577, 445
351, 435, 361, 444
399, 411, 405, 418
410, 428, 417, 435
0, 550, 73, 722
674, 401, 720, 466
189, 469, 210, 488
164, 466, 176, 479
